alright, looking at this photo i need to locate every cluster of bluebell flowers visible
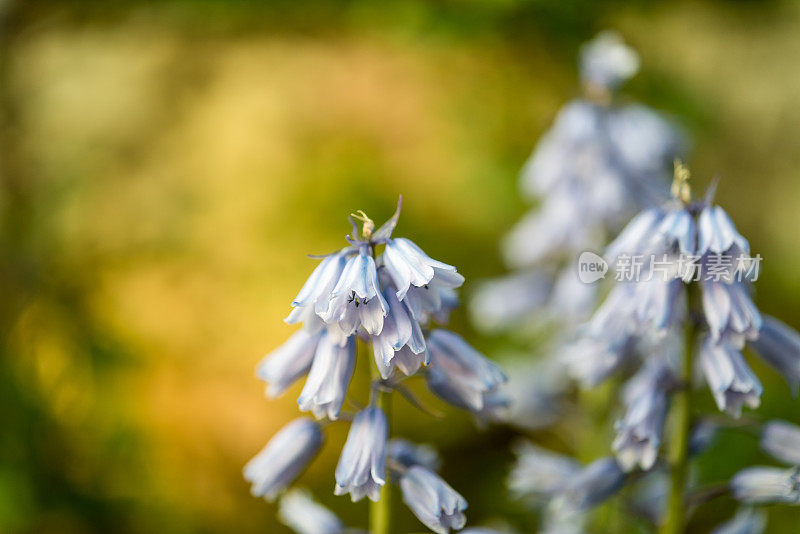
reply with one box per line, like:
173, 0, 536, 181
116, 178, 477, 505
510, 163, 800, 532
245, 198, 508, 534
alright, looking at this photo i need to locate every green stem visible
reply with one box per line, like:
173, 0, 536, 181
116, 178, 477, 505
661, 284, 698, 534
369, 345, 392, 534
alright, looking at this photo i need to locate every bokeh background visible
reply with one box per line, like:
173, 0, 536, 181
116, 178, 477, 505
2, 0, 800, 532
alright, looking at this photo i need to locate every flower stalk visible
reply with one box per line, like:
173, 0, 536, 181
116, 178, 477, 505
370, 349, 392, 534
662, 282, 698, 534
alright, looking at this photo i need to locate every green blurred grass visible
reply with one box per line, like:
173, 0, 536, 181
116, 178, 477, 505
1, 0, 800, 532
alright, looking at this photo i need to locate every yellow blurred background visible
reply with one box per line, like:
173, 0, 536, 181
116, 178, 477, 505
1, 1, 800, 532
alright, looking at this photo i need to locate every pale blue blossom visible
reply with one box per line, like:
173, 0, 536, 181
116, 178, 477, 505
298, 335, 356, 420
320, 248, 388, 339
371, 277, 427, 379
613, 362, 675, 471
605, 206, 664, 262
399, 465, 467, 534
701, 281, 762, 348
257, 329, 323, 397
697, 204, 750, 257
244, 418, 324, 501
761, 420, 800, 466
749, 315, 800, 393
278, 489, 344, 534
730, 466, 800, 505
508, 440, 581, 501
286, 250, 350, 330
425, 329, 507, 413
699, 338, 762, 417
334, 407, 388, 502
382, 237, 464, 301
652, 203, 696, 255
711, 508, 766, 534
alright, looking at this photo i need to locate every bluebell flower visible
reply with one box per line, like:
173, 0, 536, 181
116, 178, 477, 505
244, 418, 324, 501
382, 237, 464, 301
749, 315, 800, 394
632, 277, 686, 334
387, 438, 441, 472
711, 508, 766, 534
257, 329, 323, 398
697, 204, 750, 257
730, 466, 800, 505
613, 362, 675, 471
502, 355, 570, 430
699, 338, 762, 417
425, 329, 507, 413
508, 440, 581, 501
701, 280, 762, 348
278, 489, 345, 534
652, 203, 696, 255
605, 206, 664, 262
286, 250, 350, 330
371, 278, 427, 379
561, 284, 638, 386
320, 248, 388, 339
297, 335, 356, 420
334, 406, 388, 502
579, 31, 639, 90
399, 465, 467, 534
761, 420, 800, 466
550, 457, 626, 515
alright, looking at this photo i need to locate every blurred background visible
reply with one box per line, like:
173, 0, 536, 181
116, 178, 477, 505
1, 0, 800, 532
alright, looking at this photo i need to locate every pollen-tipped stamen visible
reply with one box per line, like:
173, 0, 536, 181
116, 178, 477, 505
351, 210, 376, 240
671, 160, 692, 204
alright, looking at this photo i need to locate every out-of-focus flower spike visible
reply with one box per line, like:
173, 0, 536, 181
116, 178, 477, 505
334, 407, 388, 502
399, 465, 467, 534
278, 489, 345, 534
699, 338, 762, 417
711, 507, 766, 534
749, 315, 800, 394
257, 329, 323, 398
243, 418, 324, 501
297, 336, 356, 420
761, 420, 800, 466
